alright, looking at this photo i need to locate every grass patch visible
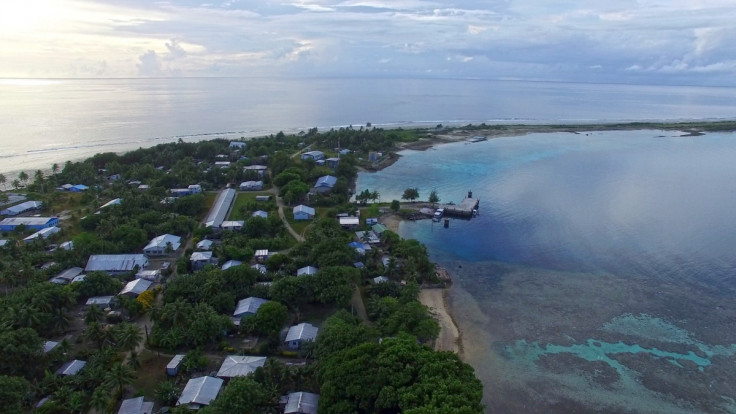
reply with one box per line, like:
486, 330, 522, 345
229, 192, 275, 221
131, 349, 171, 400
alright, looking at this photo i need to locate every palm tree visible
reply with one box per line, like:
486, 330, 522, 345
17, 171, 28, 186
116, 323, 142, 353
51, 163, 59, 175
0, 173, 6, 190
89, 386, 111, 413
51, 307, 71, 334
104, 362, 136, 396
128, 350, 141, 370
85, 304, 104, 325
85, 322, 107, 349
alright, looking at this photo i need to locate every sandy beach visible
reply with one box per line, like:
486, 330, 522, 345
419, 288, 462, 355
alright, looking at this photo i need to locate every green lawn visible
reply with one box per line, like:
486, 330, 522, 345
131, 349, 171, 400
285, 206, 331, 238
229, 191, 275, 220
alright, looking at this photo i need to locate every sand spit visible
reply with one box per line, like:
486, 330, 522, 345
419, 288, 462, 355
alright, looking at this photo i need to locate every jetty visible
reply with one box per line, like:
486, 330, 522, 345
439, 191, 479, 218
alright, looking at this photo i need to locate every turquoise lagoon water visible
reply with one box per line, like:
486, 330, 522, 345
357, 130, 736, 413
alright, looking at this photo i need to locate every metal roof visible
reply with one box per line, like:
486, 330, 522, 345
314, 175, 337, 188
373, 276, 390, 284
177, 376, 223, 407
221, 260, 242, 270
100, 198, 122, 209
118, 397, 154, 414
216, 355, 267, 378
297, 266, 318, 276
284, 392, 320, 414
205, 189, 236, 228
119, 279, 152, 296
43, 341, 59, 353
143, 234, 181, 251
24, 226, 60, 242
53, 267, 84, 283
293, 205, 315, 215
85, 254, 148, 273
252, 210, 268, 218
0, 217, 58, 226
233, 297, 269, 317
196, 239, 213, 250
285, 323, 319, 343
86, 296, 115, 306
57, 360, 86, 376
191, 251, 213, 262
167, 354, 185, 370
1, 200, 42, 215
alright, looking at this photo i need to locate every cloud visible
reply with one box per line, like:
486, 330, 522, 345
1, 0, 736, 84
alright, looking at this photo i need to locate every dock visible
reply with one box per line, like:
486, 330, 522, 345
439, 197, 479, 218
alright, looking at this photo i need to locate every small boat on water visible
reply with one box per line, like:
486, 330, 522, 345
432, 208, 444, 222
469, 135, 487, 143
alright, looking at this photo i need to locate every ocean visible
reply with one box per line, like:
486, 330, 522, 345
357, 131, 736, 413
2, 77, 736, 177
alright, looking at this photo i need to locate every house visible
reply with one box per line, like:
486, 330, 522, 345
191, 251, 217, 270
1, 200, 42, 216
50, 267, 84, 285
135, 269, 160, 281
284, 323, 319, 350
243, 165, 268, 177
72, 274, 87, 283
339, 217, 359, 229
137, 184, 149, 191
216, 355, 267, 379
118, 397, 154, 414
255, 249, 269, 261
24, 226, 61, 243
69, 184, 89, 192
315, 159, 326, 166
300, 150, 325, 161
365, 218, 378, 226
349, 241, 368, 255
143, 234, 181, 256
368, 152, 383, 162
196, 239, 213, 250
373, 276, 390, 284
0, 239, 7, 247
229, 141, 247, 150
339, 148, 351, 155
355, 230, 380, 244
204, 189, 237, 228
252, 210, 268, 219
170, 184, 203, 197
57, 360, 86, 376
326, 157, 339, 168
233, 297, 269, 318
119, 279, 152, 298
85, 254, 148, 275
177, 376, 223, 409
372, 223, 388, 237
312, 175, 337, 193
293, 205, 315, 221
251, 264, 267, 274
44, 341, 59, 353
221, 260, 243, 271
221, 220, 244, 231
167, 354, 185, 376
86, 296, 116, 308
283, 391, 320, 414
215, 161, 231, 168
353, 262, 364, 269
59, 240, 74, 250
240, 180, 264, 191
255, 195, 271, 202
297, 266, 318, 277
0, 216, 59, 231
107, 174, 121, 182
99, 198, 122, 209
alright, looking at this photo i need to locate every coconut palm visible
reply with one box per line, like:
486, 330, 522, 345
104, 362, 136, 396
115, 323, 142, 353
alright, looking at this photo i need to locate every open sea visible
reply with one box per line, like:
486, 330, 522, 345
4, 77, 736, 412
357, 131, 736, 413
1, 77, 736, 176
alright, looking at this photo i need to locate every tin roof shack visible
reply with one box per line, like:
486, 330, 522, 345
166, 354, 185, 376
177, 376, 224, 410
50, 267, 84, 285
191, 251, 217, 271
312, 175, 337, 194
119, 279, 152, 298
296, 266, 318, 277
86, 296, 116, 309
300, 150, 325, 161
57, 360, 86, 376
339, 216, 360, 229
216, 355, 267, 379
23, 226, 61, 243
240, 180, 264, 191
284, 323, 319, 350
233, 297, 269, 325
85, 254, 148, 275
283, 392, 320, 414
293, 205, 315, 220
118, 397, 154, 414
135, 269, 161, 281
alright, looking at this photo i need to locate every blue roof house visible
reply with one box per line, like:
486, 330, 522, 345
293, 205, 315, 221
0, 217, 59, 231
313, 175, 337, 193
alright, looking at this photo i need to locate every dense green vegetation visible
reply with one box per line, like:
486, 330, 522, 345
0, 127, 483, 413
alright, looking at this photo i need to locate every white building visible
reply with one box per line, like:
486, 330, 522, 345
143, 234, 181, 256
177, 376, 223, 410
119, 279, 153, 298
216, 355, 267, 379
85, 254, 149, 275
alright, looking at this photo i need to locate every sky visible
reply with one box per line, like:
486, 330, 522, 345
1, 0, 735, 85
